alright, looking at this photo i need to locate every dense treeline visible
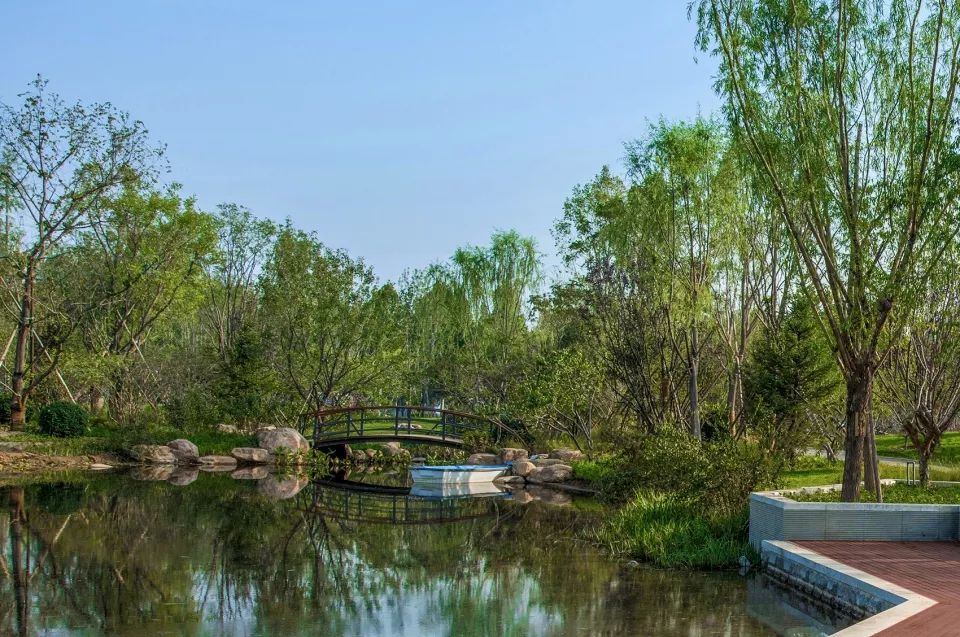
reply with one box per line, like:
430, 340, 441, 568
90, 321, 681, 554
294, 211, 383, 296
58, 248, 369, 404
3, 0, 960, 503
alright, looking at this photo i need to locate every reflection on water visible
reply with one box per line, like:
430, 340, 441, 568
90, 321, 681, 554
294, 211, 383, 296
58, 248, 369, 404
0, 472, 854, 636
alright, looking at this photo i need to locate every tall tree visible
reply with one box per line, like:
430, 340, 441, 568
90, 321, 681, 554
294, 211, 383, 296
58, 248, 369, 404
259, 225, 402, 414
697, 0, 960, 500
0, 77, 161, 426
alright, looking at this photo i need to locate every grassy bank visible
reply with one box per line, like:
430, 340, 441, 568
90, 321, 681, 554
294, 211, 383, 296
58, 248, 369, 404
1, 424, 257, 459
597, 493, 750, 569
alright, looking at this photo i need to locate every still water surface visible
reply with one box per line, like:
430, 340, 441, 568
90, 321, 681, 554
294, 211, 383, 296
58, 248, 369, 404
0, 470, 855, 636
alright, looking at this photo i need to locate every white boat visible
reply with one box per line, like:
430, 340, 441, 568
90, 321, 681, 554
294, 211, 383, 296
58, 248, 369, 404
409, 464, 510, 486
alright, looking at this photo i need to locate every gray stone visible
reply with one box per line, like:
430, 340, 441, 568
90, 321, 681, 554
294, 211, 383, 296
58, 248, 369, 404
533, 458, 565, 467
131, 444, 177, 465
550, 448, 583, 462
166, 439, 200, 464
466, 453, 499, 465
528, 464, 573, 483
258, 475, 308, 499
382, 441, 402, 456
498, 447, 528, 463
231, 466, 269, 480
494, 475, 525, 485
351, 449, 367, 462
168, 467, 199, 486
511, 460, 536, 478
256, 427, 309, 453
365, 448, 379, 460
231, 447, 272, 464
216, 423, 239, 434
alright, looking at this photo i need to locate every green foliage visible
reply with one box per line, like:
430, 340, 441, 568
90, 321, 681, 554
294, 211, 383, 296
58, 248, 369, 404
460, 429, 493, 454
743, 298, 842, 459
594, 429, 780, 516
260, 224, 404, 412
38, 401, 90, 438
599, 493, 750, 569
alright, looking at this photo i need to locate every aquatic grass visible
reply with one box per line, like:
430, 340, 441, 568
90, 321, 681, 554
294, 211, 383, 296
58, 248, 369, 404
598, 492, 751, 570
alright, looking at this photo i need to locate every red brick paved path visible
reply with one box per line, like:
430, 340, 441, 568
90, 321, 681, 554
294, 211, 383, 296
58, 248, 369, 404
797, 541, 960, 636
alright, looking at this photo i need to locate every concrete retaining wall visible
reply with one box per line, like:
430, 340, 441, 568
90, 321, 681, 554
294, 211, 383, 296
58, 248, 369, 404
749, 484, 960, 550
760, 541, 937, 636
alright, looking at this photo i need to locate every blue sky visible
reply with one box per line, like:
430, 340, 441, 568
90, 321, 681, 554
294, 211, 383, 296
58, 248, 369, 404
4, 1, 719, 282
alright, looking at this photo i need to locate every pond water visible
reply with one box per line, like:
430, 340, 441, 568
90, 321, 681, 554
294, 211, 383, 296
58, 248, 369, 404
0, 470, 856, 636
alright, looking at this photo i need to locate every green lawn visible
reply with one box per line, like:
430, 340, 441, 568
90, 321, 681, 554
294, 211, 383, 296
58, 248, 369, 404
790, 483, 960, 504
2, 426, 256, 457
875, 431, 960, 464
780, 457, 960, 488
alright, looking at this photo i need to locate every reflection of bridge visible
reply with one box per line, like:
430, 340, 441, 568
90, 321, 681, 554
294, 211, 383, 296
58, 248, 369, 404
299, 405, 509, 449
306, 480, 505, 525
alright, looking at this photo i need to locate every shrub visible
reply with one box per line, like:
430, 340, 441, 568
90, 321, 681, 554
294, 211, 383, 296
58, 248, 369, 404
39, 401, 90, 437
597, 428, 780, 515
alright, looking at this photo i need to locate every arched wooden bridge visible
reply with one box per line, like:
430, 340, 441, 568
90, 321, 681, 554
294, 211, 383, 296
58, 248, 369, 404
299, 405, 511, 449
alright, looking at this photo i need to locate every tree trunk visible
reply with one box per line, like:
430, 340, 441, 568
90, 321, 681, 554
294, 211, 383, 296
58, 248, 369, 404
840, 368, 873, 502
9, 265, 35, 430
863, 423, 882, 501
689, 323, 701, 440
919, 451, 931, 487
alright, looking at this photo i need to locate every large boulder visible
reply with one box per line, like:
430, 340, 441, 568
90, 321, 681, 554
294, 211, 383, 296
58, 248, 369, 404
231, 447, 272, 464
466, 453, 499, 465
198, 455, 238, 472
550, 448, 583, 462
511, 460, 536, 478
382, 442, 402, 457
498, 448, 528, 463
131, 444, 177, 465
256, 427, 309, 453
528, 464, 573, 483
166, 439, 200, 464
533, 458, 565, 467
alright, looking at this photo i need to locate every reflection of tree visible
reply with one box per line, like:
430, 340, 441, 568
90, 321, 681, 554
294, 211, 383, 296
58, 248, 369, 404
1, 475, 803, 635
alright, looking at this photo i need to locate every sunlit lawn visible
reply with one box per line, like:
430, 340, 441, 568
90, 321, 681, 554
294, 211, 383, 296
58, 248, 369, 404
875, 431, 960, 465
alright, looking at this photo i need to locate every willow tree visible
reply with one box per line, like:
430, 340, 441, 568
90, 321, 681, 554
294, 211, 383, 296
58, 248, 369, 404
403, 231, 540, 414
697, 0, 960, 500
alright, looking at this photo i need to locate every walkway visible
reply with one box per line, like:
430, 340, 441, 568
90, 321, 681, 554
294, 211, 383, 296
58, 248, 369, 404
797, 541, 960, 636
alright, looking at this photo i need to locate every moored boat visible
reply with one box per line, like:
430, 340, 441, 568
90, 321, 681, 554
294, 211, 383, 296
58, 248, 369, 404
409, 464, 510, 485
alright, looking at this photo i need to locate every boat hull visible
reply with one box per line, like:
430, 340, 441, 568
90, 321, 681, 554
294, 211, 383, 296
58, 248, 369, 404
410, 464, 509, 485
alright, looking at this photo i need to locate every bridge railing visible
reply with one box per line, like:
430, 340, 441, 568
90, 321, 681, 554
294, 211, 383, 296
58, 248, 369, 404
299, 405, 498, 447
